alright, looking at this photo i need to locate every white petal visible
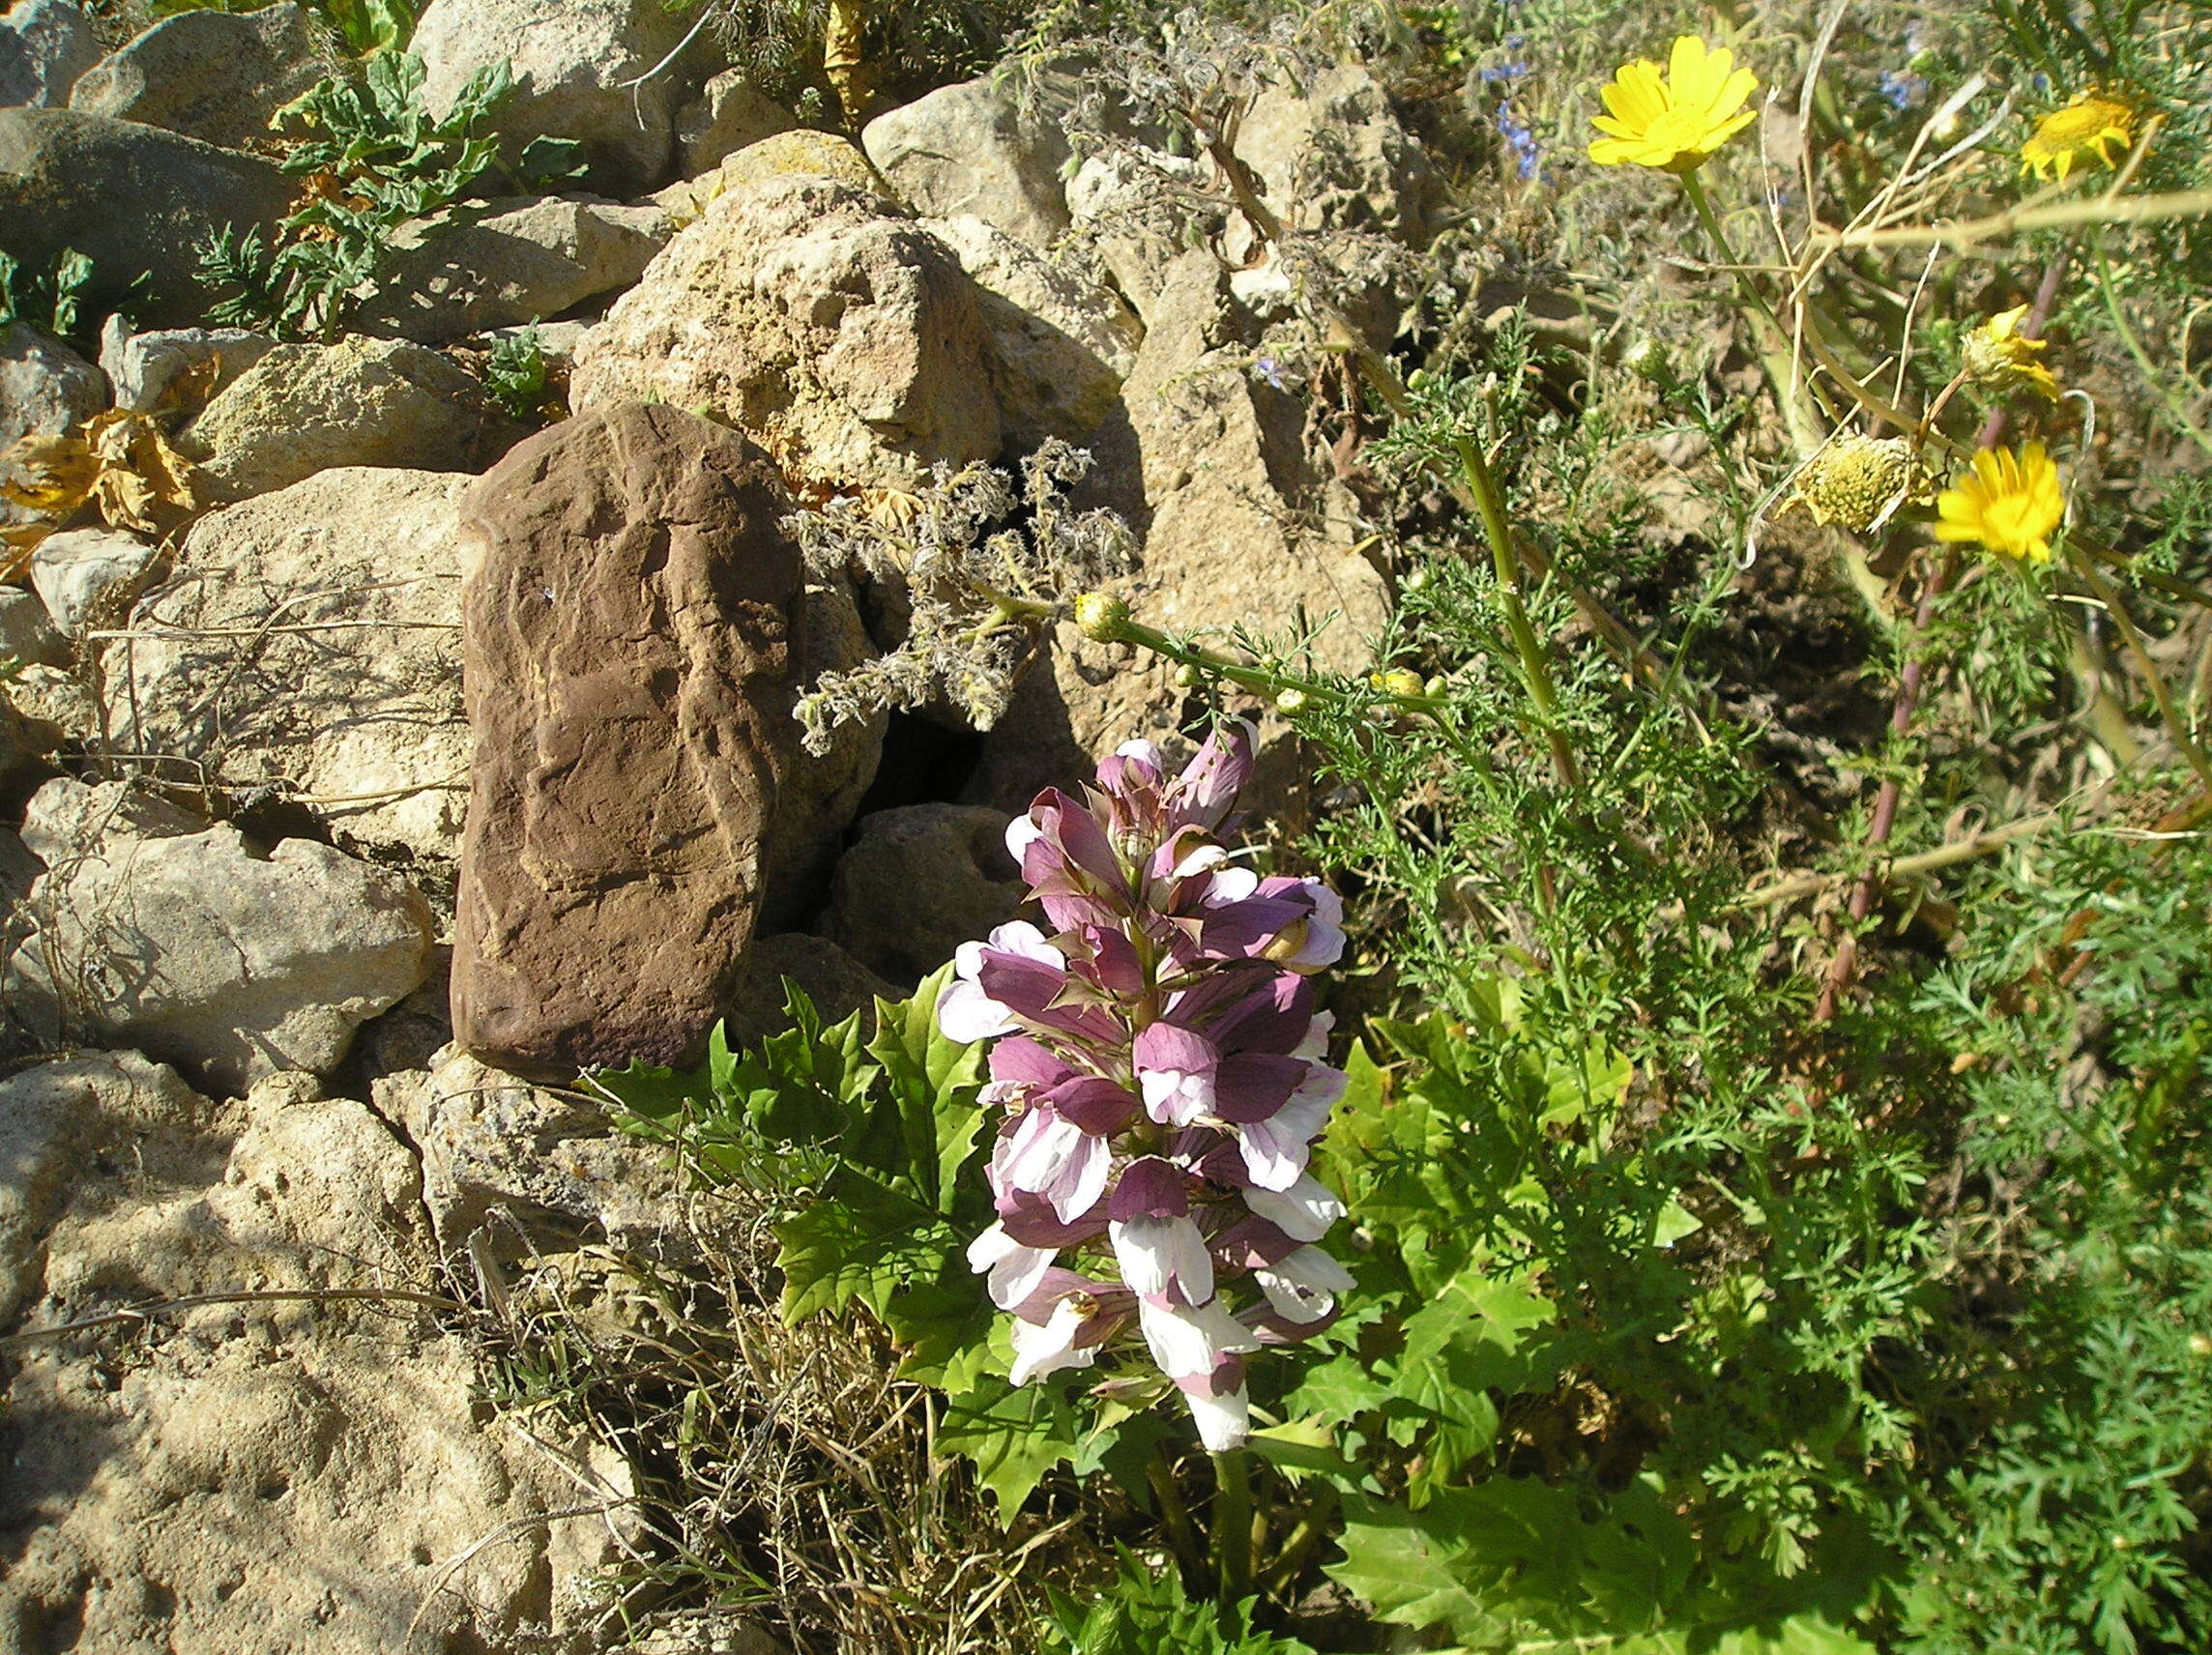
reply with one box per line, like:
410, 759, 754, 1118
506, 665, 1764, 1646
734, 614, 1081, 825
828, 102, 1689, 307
966, 1222, 1019, 1274
1139, 1067, 1211, 1128
987, 1244, 1057, 1311
1201, 866, 1261, 907
1255, 1245, 1354, 1323
1009, 1298, 1095, 1385
987, 920, 1062, 966
1291, 1010, 1335, 1061
1110, 1215, 1214, 1304
1116, 739, 1167, 769
1137, 1297, 1259, 1379
938, 979, 1018, 1044
1244, 1175, 1346, 1242
1184, 1383, 1250, 1451
1237, 1116, 1312, 1191
1051, 1131, 1111, 1224
1005, 815, 1046, 865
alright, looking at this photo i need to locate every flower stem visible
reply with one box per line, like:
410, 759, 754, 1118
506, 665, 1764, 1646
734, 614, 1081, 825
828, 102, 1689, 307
1454, 434, 1581, 790
1149, 1449, 1208, 1593
1211, 1448, 1254, 1609
1678, 169, 1824, 460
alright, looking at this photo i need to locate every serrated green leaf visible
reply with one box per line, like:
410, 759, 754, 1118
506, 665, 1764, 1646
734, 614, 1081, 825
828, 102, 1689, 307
1328, 1491, 1500, 1641
938, 1377, 1083, 1522
773, 1173, 947, 1321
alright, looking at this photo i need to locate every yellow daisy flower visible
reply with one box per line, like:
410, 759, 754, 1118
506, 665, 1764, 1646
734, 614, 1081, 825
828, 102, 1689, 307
1935, 442, 2065, 564
1588, 36, 1760, 174
1961, 305, 2059, 400
2020, 94, 2136, 183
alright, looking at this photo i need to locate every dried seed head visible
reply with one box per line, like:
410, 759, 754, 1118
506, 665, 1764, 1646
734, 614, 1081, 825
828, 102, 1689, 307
1788, 435, 1927, 533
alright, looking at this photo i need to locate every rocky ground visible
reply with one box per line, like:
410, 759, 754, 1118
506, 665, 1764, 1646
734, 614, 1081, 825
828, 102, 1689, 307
0, 2, 1432, 1649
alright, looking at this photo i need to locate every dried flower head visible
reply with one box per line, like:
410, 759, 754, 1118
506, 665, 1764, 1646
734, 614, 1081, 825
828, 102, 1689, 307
941, 723, 1352, 1451
1961, 305, 2059, 400
787, 441, 1135, 755
1785, 434, 1929, 533
2021, 93, 2136, 183
1936, 442, 2065, 565
1587, 36, 1760, 174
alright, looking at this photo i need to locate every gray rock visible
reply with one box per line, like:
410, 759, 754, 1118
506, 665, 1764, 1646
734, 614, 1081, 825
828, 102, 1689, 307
0, 1052, 629, 1654
727, 931, 896, 1046
921, 213, 1139, 448
826, 803, 1025, 983
0, 318, 103, 453
974, 249, 1387, 818
413, 0, 707, 196
98, 315, 279, 414
378, 1045, 684, 1257
180, 334, 521, 501
0, 107, 295, 329
0, 1049, 207, 1326
0, 0, 98, 109
571, 175, 1001, 490
5, 775, 436, 1093
863, 74, 1071, 251
68, 3, 323, 150
1235, 62, 1438, 246
6, 660, 95, 747
28, 524, 157, 636
1064, 146, 1219, 324
676, 69, 795, 176
0, 584, 67, 665
97, 468, 474, 861
360, 193, 670, 344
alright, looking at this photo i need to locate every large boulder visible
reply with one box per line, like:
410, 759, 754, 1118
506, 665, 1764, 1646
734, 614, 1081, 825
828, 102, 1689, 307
412, 0, 707, 196
451, 403, 868, 1078
973, 249, 1388, 813
0, 0, 98, 109
180, 335, 521, 501
0, 108, 294, 329
651, 127, 890, 227
4, 777, 436, 1092
571, 175, 1000, 490
68, 3, 324, 151
359, 193, 671, 344
0, 1054, 627, 1654
921, 212, 1138, 449
862, 74, 1071, 250
98, 468, 475, 861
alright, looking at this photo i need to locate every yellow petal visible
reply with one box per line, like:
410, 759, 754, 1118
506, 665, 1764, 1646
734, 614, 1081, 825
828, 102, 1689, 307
1615, 61, 1668, 122
1709, 65, 1759, 121
1669, 35, 1710, 99
1590, 114, 1638, 138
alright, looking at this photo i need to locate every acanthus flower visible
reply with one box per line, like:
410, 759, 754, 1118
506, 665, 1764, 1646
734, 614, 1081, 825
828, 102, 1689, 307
938, 719, 1353, 1450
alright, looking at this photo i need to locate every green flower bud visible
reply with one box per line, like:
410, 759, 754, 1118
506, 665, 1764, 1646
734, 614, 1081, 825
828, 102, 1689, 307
1073, 591, 1131, 643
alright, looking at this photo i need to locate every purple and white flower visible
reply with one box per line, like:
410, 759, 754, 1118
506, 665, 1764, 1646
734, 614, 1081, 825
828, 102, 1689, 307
941, 719, 1353, 1451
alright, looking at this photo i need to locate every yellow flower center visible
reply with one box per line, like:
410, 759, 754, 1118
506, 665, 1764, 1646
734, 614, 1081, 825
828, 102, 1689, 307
2039, 99, 2130, 147
1644, 105, 1716, 157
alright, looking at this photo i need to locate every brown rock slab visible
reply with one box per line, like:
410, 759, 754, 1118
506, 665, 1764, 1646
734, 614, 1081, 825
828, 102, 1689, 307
451, 402, 806, 1078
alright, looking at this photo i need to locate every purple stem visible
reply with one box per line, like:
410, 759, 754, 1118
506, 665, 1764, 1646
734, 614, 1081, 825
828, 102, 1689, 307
1814, 254, 2070, 1024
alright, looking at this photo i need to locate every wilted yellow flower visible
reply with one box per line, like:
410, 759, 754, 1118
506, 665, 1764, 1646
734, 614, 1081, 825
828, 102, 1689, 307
1588, 36, 1760, 173
2020, 94, 2136, 183
1962, 305, 2058, 399
1936, 443, 2065, 564
1786, 435, 1929, 533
